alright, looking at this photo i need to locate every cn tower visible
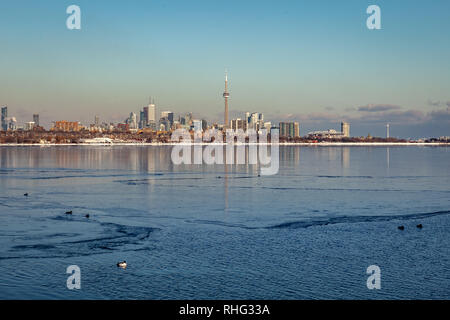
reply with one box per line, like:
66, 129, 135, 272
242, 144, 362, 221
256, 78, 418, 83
223, 71, 230, 129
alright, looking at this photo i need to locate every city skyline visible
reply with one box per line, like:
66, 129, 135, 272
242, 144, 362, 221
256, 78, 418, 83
0, 1, 449, 138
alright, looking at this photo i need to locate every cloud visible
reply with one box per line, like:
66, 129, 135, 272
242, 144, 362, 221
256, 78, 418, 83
358, 104, 402, 112
427, 99, 441, 107
429, 107, 450, 123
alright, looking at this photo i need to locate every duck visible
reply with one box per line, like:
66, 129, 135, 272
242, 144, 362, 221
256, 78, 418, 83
416, 224, 423, 229
85, 214, 90, 218
65, 210, 73, 215
24, 193, 29, 197
398, 226, 405, 230
117, 261, 127, 268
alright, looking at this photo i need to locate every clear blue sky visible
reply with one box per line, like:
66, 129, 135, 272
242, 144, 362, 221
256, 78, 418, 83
1, 0, 449, 138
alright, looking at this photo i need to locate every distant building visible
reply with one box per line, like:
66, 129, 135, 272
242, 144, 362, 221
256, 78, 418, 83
126, 112, 137, 130
24, 121, 35, 131
53, 121, 80, 132
230, 118, 247, 131
247, 112, 264, 131
161, 111, 174, 125
33, 114, 40, 127
147, 99, 156, 123
279, 122, 300, 137
6, 117, 17, 131
341, 122, 350, 137
1, 106, 7, 131
192, 119, 202, 131
307, 129, 343, 139
201, 119, 207, 131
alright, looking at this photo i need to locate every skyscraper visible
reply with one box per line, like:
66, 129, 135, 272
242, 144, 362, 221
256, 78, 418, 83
223, 71, 229, 129
148, 98, 156, 123
341, 122, 350, 137
143, 106, 149, 127
1, 106, 7, 131
161, 111, 174, 125
33, 114, 40, 127
279, 122, 300, 137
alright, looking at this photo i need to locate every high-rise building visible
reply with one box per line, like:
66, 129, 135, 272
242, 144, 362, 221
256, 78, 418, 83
24, 122, 35, 131
341, 122, 350, 137
230, 118, 247, 131
161, 111, 174, 126
280, 122, 300, 137
247, 112, 264, 131
143, 106, 149, 126
7, 117, 17, 131
223, 71, 230, 129
1, 106, 7, 131
33, 114, 40, 127
148, 98, 156, 123
94, 115, 99, 127
126, 112, 137, 129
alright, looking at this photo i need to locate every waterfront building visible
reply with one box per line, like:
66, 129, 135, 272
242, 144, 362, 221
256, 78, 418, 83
147, 98, 156, 123
24, 122, 35, 131
33, 114, 40, 127
247, 112, 264, 131
53, 121, 80, 132
341, 122, 350, 137
279, 122, 300, 137
126, 112, 137, 129
6, 117, 17, 131
230, 118, 247, 131
307, 129, 344, 139
161, 111, 174, 126
1, 106, 7, 131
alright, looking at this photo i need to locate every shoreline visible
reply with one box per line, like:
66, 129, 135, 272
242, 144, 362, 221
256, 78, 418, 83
0, 142, 449, 147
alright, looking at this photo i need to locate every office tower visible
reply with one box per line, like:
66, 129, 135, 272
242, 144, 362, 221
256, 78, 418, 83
143, 106, 149, 126
94, 115, 99, 127
341, 122, 350, 137
24, 122, 35, 131
185, 112, 192, 127
161, 111, 174, 126
248, 112, 264, 131
223, 71, 230, 129
279, 122, 300, 137
192, 120, 202, 131
139, 110, 145, 129
201, 119, 207, 131
7, 117, 17, 131
148, 97, 156, 123
33, 114, 40, 127
230, 118, 247, 131
1, 106, 7, 131
126, 112, 137, 129
294, 122, 300, 137
386, 123, 390, 138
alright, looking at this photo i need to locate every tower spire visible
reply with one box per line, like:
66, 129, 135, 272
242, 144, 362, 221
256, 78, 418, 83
223, 70, 230, 129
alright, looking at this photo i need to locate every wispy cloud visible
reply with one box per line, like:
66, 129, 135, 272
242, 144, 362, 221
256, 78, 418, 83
358, 104, 402, 112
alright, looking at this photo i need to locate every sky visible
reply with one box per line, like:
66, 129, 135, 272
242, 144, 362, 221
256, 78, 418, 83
0, 0, 449, 138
